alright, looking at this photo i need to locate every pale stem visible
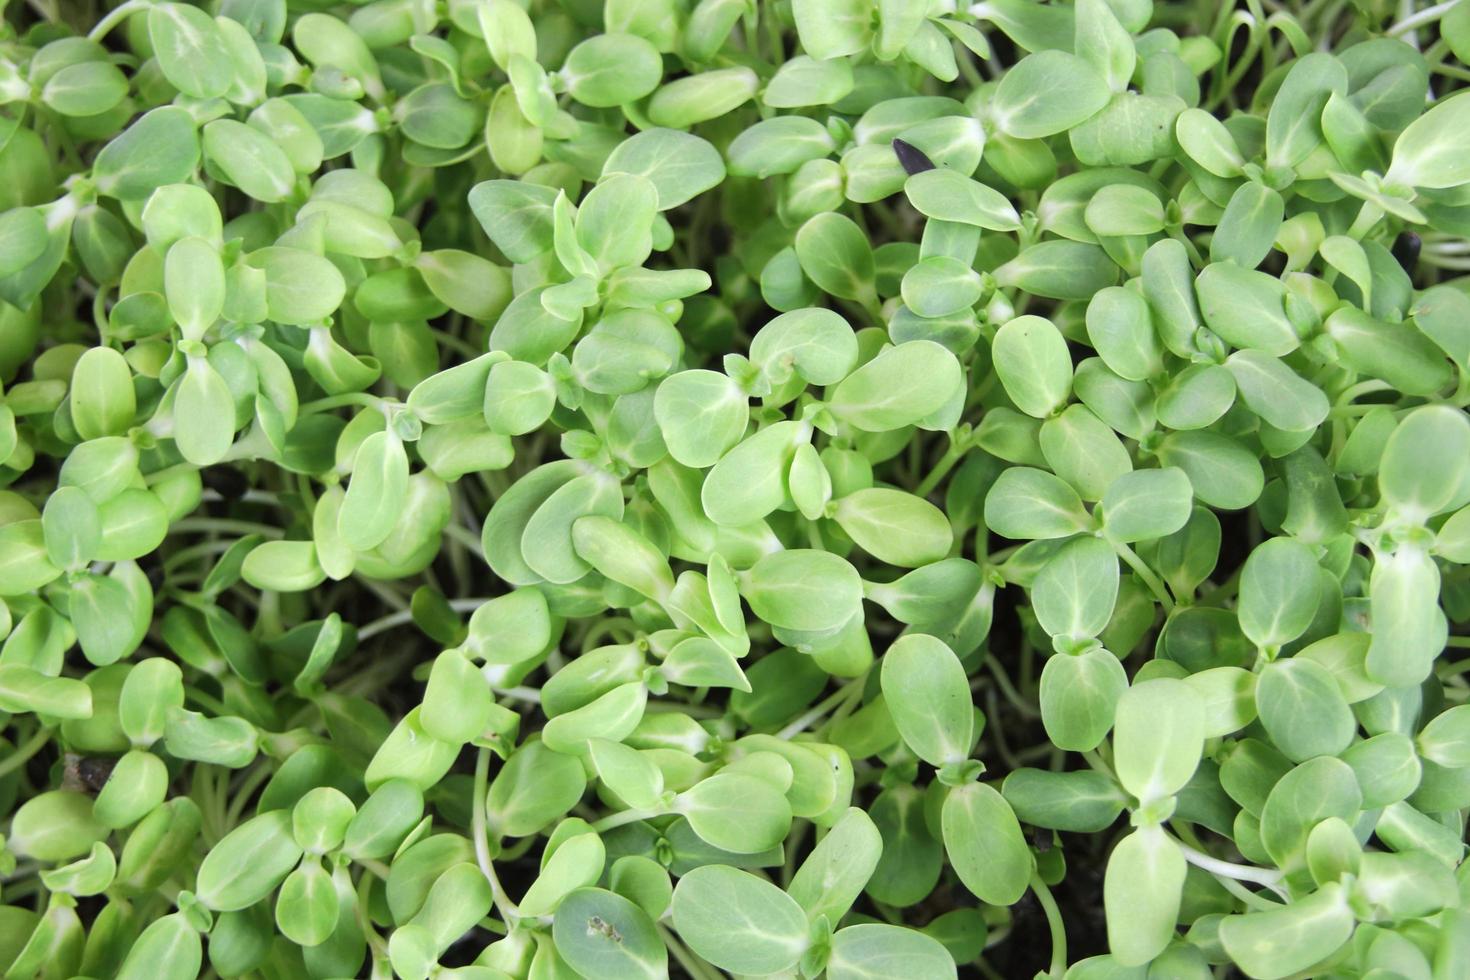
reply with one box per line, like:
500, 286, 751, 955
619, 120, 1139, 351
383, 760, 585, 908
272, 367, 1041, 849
1030, 873, 1068, 980
1175, 839, 1289, 899
1388, 0, 1461, 37
472, 747, 522, 923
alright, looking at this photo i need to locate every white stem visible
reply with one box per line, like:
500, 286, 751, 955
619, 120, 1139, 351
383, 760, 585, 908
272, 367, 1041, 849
1175, 840, 1289, 898
1388, 0, 1461, 37
355, 597, 487, 640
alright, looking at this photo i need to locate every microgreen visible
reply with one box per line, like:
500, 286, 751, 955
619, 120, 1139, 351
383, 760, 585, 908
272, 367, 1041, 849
1, 1, 1470, 979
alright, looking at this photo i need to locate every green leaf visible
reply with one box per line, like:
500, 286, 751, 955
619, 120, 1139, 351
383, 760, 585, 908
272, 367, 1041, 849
1224, 351, 1328, 433
833, 488, 952, 567
339, 430, 409, 553
993, 51, 1111, 138
196, 810, 303, 911
828, 341, 962, 432
792, 0, 874, 60
1265, 52, 1348, 170
671, 865, 809, 975
203, 120, 296, 204
1175, 108, 1245, 177
904, 169, 1021, 230
1386, 90, 1470, 189
1210, 181, 1284, 269
1365, 543, 1444, 688
520, 833, 605, 916
901, 256, 983, 319
572, 515, 674, 602
741, 549, 862, 634
603, 129, 726, 210
648, 68, 759, 129
826, 923, 958, 980
941, 781, 1032, 906
1039, 647, 1127, 751
1155, 431, 1264, 511
1378, 405, 1470, 519
1074, 0, 1135, 92
70, 346, 135, 440
1084, 185, 1164, 237
576, 174, 658, 274
487, 741, 587, 838
677, 772, 793, 854
1002, 768, 1125, 833
1039, 404, 1132, 501
983, 466, 1092, 540
1259, 756, 1361, 875
1218, 884, 1353, 980
1103, 825, 1186, 967
41, 61, 129, 118
1237, 537, 1320, 650
1032, 536, 1119, 644
173, 354, 235, 466
653, 370, 747, 468
1417, 705, 1470, 768
115, 914, 202, 980
1195, 263, 1298, 355
765, 54, 855, 108
588, 738, 664, 808
1113, 678, 1204, 806
728, 117, 837, 178
93, 109, 199, 201
795, 212, 876, 304
563, 33, 663, 108
552, 888, 667, 980
787, 807, 882, 925
1255, 658, 1355, 762
467, 180, 557, 263
165, 238, 224, 342
994, 241, 1118, 301
1100, 468, 1193, 542
880, 634, 974, 767
149, 3, 234, 99
250, 246, 346, 325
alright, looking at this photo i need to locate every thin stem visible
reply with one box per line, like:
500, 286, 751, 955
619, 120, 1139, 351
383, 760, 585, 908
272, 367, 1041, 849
776, 675, 866, 740
979, 654, 1041, 720
171, 518, 285, 539
1081, 749, 1115, 779
354, 871, 390, 964
87, 0, 151, 42
224, 763, 274, 828
472, 748, 521, 923
1388, 0, 1461, 36
1174, 839, 1289, 898
358, 857, 393, 880
0, 726, 51, 779
590, 806, 666, 833
443, 523, 485, 560
1346, 200, 1385, 240
1030, 873, 1067, 980
914, 436, 969, 498
1336, 379, 1395, 405
358, 578, 410, 613
299, 392, 386, 415
356, 597, 487, 641
657, 924, 724, 980
983, 687, 1024, 771
1109, 537, 1176, 614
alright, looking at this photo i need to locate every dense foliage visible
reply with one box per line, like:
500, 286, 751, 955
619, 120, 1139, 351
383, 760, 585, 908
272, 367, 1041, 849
2, 0, 1470, 977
